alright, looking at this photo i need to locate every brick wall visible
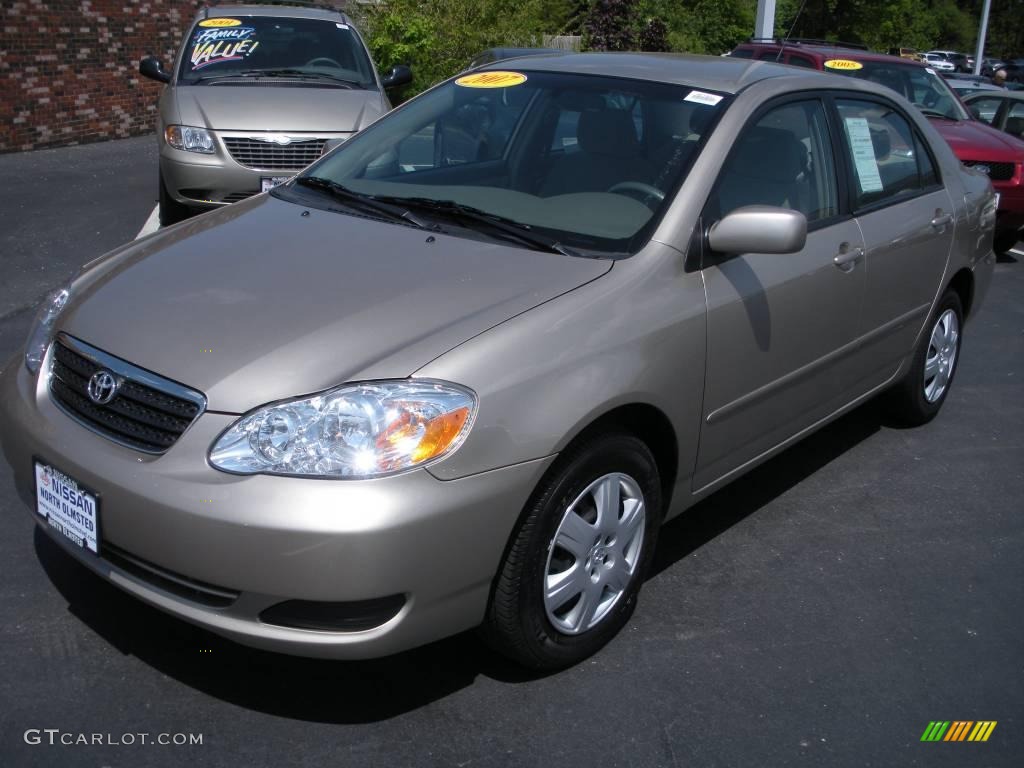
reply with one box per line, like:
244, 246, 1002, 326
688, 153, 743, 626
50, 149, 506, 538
0, 0, 209, 152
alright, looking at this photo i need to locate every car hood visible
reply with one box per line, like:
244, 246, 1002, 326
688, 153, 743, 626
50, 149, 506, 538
930, 117, 1024, 159
61, 195, 611, 413
173, 85, 385, 133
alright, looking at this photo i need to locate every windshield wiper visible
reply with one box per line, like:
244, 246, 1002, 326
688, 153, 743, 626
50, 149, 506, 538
238, 69, 360, 87
918, 107, 958, 120
369, 196, 584, 257
294, 177, 434, 229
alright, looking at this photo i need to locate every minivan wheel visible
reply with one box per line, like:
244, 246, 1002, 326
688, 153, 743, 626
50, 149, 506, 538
887, 290, 963, 426
483, 433, 661, 670
993, 230, 1019, 256
158, 171, 192, 226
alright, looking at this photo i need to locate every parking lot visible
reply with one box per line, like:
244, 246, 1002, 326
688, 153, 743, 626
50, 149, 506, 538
0, 136, 1021, 767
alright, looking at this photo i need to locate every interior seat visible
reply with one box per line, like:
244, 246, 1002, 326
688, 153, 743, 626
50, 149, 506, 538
714, 126, 810, 216
540, 109, 655, 197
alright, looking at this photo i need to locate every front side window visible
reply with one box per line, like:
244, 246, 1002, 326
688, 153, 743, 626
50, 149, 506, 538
710, 99, 838, 224
177, 16, 375, 88
282, 71, 729, 255
836, 99, 935, 208
969, 96, 1003, 125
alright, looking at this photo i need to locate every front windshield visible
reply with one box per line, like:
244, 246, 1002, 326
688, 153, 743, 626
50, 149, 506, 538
177, 16, 375, 87
834, 61, 968, 120
285, 71, 728, 255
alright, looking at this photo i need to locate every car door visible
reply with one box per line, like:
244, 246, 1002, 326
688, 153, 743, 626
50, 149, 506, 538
693, 97, 867, 490
832, 97, 956, 385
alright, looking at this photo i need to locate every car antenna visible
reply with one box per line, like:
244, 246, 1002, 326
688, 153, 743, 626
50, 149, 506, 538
776, 0, 809, 62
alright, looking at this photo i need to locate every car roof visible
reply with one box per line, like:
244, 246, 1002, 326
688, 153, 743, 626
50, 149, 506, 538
196, 3, 346, 22
737, 41, 931, 68
484, 51, 839, 95
964, 89, 1024, 101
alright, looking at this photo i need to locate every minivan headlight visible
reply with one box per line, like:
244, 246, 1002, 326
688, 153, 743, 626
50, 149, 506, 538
24, 285, 70, 375
209, 381, 477, 478
165, 125, 215, 154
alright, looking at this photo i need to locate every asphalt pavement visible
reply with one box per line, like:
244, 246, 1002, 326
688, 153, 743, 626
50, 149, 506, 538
0, 137, 1021, 768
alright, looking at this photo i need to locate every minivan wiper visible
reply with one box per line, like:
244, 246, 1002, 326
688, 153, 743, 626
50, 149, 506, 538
238, 69, 360, 87
293, 177, 434, 229
370, 196, 584, 257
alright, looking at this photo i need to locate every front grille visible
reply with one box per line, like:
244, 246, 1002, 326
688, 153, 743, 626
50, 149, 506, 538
963, 160, 1015, 181
223, 137, 327, 170
104, 542, 239, 608
49, 335, 205, 454
222, 191, 256, 203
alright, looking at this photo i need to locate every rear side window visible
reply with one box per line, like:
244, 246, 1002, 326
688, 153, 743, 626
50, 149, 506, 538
836, 99, 937, 208
786, 54, 816, 69
729, 48, 755, 59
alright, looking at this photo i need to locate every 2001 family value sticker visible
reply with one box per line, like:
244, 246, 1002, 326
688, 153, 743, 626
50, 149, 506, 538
199, 18, 242, 27
455, 71, 527, 88
824, 59, 863, 71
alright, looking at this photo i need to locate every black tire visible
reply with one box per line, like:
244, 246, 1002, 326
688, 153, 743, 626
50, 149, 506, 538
482, 433, 662, 670
994, 229, 1020, 256
886, 290, 963, 426
158, 171, 192, 227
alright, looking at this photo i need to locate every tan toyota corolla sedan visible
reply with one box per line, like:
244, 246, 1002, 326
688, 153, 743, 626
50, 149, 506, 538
0, 54, 996, 669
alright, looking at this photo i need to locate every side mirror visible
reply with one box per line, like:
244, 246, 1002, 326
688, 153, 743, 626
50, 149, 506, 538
381, 64, 413, 91
708, 206, 807, 255
139, 56, 171, 84
969, 105, 982, 120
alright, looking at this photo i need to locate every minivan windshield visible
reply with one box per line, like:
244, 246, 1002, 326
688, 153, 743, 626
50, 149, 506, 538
833, 61, 969, 120
178, 16, 375, 87
283, 71, 728, 255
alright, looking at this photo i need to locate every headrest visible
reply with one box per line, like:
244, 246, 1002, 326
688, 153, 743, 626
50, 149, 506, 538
728, 126, 808, 182
578, 109, 640, 158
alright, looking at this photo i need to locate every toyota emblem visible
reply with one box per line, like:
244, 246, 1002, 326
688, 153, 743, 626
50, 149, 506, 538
87, 370, 120, 405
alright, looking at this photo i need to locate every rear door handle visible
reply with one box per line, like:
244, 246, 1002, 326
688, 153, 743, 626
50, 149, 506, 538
833, 243, 864, 271
931, 212, 953, 228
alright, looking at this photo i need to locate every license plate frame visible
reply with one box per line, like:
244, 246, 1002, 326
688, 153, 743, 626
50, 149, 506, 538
33, 458, 101, 556
261, 176, 290, 193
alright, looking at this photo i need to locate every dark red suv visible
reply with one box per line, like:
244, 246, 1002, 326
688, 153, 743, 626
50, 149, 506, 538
732, 40, 1024, 252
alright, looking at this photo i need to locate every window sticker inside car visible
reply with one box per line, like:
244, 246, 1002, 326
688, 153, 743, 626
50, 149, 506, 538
684, 90, 723, 106
455, 71, 527, 88
198, 18, 242, 28
190, 26, 258, 69
824, 59, 864, 71
843, 117, 884, 193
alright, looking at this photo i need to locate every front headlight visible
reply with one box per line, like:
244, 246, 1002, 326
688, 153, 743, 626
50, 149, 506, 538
25, 285, 70, 375
165, 125, 215, 154
209, 380, 477, 478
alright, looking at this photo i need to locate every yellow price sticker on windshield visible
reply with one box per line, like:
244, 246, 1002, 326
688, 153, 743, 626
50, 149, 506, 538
824, 59, 863, 71
199, 18, 242, 28
455, 71, 527, 88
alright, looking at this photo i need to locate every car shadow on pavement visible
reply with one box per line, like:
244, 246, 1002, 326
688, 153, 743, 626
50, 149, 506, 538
34, 399, 886, 723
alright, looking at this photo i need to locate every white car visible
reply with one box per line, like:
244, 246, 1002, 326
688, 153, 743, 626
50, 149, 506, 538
923, 53, 956, 72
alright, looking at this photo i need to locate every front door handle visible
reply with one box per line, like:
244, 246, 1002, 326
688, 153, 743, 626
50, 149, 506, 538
931, 212, 953, 228
833, 242, 864, 271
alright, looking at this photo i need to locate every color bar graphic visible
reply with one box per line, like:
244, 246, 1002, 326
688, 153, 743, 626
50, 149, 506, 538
920, 721, 996, 742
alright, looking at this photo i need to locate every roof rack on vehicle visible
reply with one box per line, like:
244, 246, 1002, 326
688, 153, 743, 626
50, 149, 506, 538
202, 0, 348, 16
748, 37, 869, 51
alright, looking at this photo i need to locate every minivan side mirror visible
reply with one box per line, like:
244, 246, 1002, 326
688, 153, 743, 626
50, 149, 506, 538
708, 206, 807, 255
381, 64, 413, 90
139, 56, 171, 84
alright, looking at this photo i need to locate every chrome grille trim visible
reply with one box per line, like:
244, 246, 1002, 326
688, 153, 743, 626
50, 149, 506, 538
48, 334, 206, 454
223, 137, 327, 170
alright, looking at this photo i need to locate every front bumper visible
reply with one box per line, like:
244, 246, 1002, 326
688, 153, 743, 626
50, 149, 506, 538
993, 167, 1024, 236
161, 130, 349, 210
0, 351, 553, 658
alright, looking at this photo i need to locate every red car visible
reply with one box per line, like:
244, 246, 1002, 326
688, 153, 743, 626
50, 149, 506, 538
732, 41, 1024, 253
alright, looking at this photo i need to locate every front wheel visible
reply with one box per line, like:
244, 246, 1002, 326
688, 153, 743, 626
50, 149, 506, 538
994, 229, 1020, 256
483, 433, 661, 670
886, 290, 963, 426
158, 170, 192, 227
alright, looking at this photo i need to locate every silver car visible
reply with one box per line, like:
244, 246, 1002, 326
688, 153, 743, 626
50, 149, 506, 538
1, 53, 996, 669
139, 3, 411, 225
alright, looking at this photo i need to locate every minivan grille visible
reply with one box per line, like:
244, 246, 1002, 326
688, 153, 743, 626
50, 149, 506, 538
962, 160, 1015, 181
49, 336, 205, 454
223, 137, 327, 170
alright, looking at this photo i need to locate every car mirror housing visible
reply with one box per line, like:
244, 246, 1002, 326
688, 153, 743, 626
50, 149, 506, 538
139, 56, 171, 84
381, 64, 413, 90
708, 206, 807, 255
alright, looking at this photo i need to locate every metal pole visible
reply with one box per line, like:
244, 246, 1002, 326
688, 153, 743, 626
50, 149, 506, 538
973, 0, 991, 75
755, 0, 776, 40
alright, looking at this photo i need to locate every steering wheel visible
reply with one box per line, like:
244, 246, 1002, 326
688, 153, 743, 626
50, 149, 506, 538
305, 57, 342, 69
607, 181, 665, 209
